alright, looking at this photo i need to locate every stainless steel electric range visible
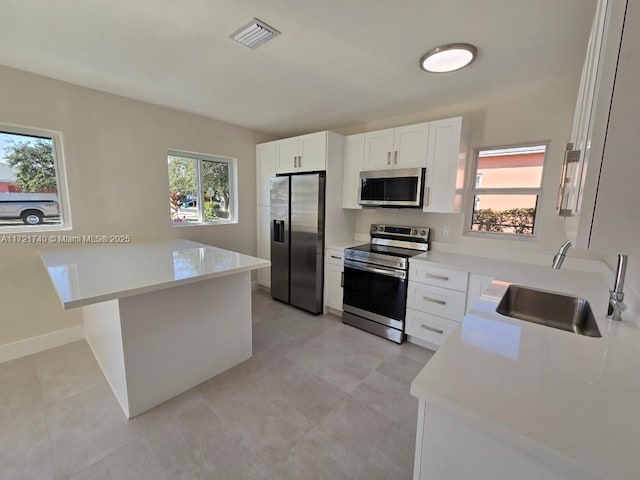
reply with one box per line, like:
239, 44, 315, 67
342, 224, 430, 343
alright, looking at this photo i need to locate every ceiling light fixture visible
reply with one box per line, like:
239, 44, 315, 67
419, 43, 478, 73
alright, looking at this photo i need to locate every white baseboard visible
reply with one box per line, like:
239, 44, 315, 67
407, 334, 439, 352
0, 324, 85, 364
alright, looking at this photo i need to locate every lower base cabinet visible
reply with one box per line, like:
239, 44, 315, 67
324, 248, 344, 311
406, 261, 494, 349
414, 400, 575, 480
406, 262, 468, 349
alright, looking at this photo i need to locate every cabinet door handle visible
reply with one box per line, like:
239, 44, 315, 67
387, 151, 391, 165
394, 150, 398, 164
423, 296, 446, 305
330, 255, 342, 260
421, 324, 444, 334
340, 272, 344, 288
425, 186, 430, 207
556, 143, 580, 216
424, 273, 449, 281
298, 155, 302, 168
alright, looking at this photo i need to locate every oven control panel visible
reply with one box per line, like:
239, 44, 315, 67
370, 224, 430, 242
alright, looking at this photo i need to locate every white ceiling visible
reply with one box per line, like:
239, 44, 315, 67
1, 0, 597, 136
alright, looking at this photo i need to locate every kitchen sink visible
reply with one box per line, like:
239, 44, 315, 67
496, 285, 601, 337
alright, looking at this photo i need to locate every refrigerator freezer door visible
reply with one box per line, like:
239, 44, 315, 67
270, 176, 290, 303
290, 174, 325, 313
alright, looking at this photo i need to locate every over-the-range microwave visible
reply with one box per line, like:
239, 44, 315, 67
358, 168, 425, 208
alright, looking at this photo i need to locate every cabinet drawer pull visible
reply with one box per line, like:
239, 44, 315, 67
330, 255, 342, 260
423, 296, 446, 305
424, 273, 449, 281
421, 324, 444, 334
387, 151, 391, 165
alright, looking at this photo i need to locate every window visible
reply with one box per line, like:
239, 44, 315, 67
0, 124, 70, 230
469, 144, 547, 237
168, 150, 237, 225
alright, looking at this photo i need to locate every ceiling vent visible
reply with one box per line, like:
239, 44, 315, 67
229, 18, 280, 49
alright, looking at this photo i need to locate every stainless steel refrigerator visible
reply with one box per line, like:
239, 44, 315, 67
270, 173, 325, 314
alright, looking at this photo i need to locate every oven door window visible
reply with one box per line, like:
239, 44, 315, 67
343, 265, 407, 321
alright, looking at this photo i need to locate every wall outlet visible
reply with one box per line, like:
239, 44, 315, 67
442, 225, 450, 238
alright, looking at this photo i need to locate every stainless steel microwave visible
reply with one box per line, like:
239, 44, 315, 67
359, 168, 425, 208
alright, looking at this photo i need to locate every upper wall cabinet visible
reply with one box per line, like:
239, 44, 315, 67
342, 134, 365, 209
256, 141, 277, 206
423, 116, 468, 213
363, 122, 429, 171
563, 0, 639, 254
276, 131, 327, 173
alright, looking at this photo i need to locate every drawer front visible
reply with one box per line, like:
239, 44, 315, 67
407, 283, 466, 321
409, 262, 468, 292
405, 308, 458, 346
326, 248, 345, 266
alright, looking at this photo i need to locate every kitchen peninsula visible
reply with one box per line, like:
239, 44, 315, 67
39, 240, 269, 418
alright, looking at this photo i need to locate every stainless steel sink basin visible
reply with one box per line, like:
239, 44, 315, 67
496, 285, 601, 337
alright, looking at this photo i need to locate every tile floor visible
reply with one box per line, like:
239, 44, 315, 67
1, 290, 434, 479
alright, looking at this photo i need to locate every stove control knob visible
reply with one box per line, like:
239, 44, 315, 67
419, 229, 427, 236
379, 226, 385, 232
411, 229, 417, 235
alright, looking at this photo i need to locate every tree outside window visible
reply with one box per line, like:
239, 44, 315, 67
168, 151, 236, 225
0, 126, 69, 229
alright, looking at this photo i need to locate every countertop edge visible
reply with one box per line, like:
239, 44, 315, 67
59, 260, 270, 310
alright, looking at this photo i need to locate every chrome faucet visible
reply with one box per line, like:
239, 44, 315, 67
552, 240, 572, 269
607, 254, 627, 321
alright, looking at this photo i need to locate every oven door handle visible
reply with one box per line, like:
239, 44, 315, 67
344, 259, 406, 279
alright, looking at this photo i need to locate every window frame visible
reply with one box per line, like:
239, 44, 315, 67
0, 123, 72, 233
465, 141, 549, 240
168, 149, 238, 227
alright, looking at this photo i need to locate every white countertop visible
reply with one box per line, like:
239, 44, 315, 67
39, 240, 270, 309
410, 252, 640, 480
325, 240, 365, 251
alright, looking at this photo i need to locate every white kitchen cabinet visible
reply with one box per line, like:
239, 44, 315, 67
407, 283, 466, 321
363, 128, 394, 170
324, 248, 345, 311
256, 141, 277, 288
257, 141, 277, 206
342, 134, 364, 209
363, 122, 429, 171
409, 261, 469, 292
465, 273, 494, 314
406, 261, 469, 349
563, 0, 640, 254
276, 131, 327, 173
423, 116, 468, 213
414, 402, 575, 480
256, 205, 271, 287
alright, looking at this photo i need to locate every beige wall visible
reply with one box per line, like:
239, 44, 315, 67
0, 65, 274, 346
335, 78, 603, 260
